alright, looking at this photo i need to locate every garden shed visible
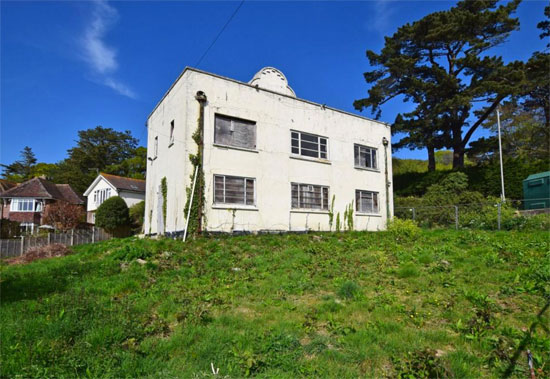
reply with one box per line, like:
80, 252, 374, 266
523, 171, 550, 210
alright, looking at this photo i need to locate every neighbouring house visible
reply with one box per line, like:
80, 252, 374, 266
0, 177, 84, 234
83, 173, 146, 224
144, 66, 393, 235
0, 180, 18, 219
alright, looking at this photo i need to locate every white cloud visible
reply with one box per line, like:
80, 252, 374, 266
81, 0, 136, 98
368, 0, 394, 34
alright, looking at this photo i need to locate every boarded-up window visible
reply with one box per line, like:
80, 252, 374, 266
214, 114, 256, 149
291, 183, 329, 210
355, 190, 379, 213
291, 131, 328, 159
354, 144, 377, 169
214, 175, 255, 205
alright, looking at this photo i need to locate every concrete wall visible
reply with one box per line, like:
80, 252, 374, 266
144, 68, 393, 235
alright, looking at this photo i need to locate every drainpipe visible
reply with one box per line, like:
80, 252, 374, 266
382, 137, 391, 222
194, 91, 207, 234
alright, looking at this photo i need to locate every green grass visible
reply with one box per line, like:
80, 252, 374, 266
1, 230, 549, 378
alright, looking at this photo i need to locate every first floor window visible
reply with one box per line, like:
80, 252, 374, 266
291, 183, 329, 210
291, 131, 328, 159
11, 198, 41, 212
214, 114, 257, 150
354, 144, 377, 169
94, 188, 112, 206
356, 190, 379, 213
214, 175, 255, 206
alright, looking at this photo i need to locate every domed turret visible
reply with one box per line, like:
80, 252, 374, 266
248, 67, 296, 97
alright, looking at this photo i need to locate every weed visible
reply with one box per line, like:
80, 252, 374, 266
337, 281, 361, 300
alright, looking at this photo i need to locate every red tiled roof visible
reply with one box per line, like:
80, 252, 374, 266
0, 178, 84, 204
101, 173, 145, 193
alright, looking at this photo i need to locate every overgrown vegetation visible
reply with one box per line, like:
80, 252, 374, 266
161, 177, 167, 233
129, 200, 145, 233
1, 230, 548, 377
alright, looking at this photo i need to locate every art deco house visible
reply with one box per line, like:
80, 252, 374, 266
144, 67, 393, 235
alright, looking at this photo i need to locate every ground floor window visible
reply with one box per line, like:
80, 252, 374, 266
291, 183, 329, 210
214, 175, 255, 206
356, 190, 379, 213
20, 222, 35, 234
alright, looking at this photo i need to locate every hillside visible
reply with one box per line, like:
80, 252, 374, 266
1, 230, 549, 377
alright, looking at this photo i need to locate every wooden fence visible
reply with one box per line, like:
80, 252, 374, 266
0, 228, 110, 259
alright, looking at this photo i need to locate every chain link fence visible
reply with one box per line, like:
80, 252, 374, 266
395, 198, 550, 230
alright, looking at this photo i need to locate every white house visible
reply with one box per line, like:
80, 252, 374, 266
84, 173, 146, 224
144, 67, 393, 235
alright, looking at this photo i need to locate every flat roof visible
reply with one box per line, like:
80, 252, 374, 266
147, 66, 390, 127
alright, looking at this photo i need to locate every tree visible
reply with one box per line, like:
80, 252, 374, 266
1, 146, 37, 182
95, 196, 130, 237
43, 202, 84, 231
105, 146, 147, 179
129, 200, 145, 232
354, 0, 524, 169
54, 126, 139, 193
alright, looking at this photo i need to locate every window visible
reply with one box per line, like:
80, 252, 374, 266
214, 114, 257, 150
154, 136, 159, 158
214, 175, 255, 206
354, 144, 377, 169
20, 222, 35, 234
355, 190, 379, 213
94, 188, 112, 206
291, 183, 329, 210
169, 120, 175, 145
291, 131, 328, 159
11, 198, 42, 212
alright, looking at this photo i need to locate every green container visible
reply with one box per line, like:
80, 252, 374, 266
523, 171, 550, 209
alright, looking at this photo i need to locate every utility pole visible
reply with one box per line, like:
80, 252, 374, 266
496, 107, 505, 202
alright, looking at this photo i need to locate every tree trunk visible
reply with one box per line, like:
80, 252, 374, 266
452, 146, 464, 169
427, 145, 436, 172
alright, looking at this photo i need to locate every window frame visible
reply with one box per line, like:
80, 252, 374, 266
10, 198, 42, 212
355, 190, 379, 214
213, 114, 257, 151
94, 188, 112, 206
354, 144, 378, 170
291, 182, 330, 211
291, 130, 329, 160
169, 120, 175, 146
213, 174, 256, 207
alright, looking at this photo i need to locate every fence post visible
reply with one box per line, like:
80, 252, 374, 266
92, 227, 95, 243
454, 206, 459, 230
20, 236, 24, 256
71, 229, 74, 246
497, 202, 501, 231
411, 208, 416, 221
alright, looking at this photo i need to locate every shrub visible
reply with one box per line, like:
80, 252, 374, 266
129, 201, 145, 232
0, 218, 20, 238
338, 281, 361, 299
95, 196, 130, 237
43, 202, 84, 231
387, 218, 420, 239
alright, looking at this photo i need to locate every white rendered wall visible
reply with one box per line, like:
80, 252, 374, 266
86, 178, 117, 212
144, 69, 393, 235
118, 191, 145, 208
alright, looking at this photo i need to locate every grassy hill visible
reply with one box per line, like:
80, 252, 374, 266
1, 230, 549, 377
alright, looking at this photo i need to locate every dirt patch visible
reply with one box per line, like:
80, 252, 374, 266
5, 243, 72, 265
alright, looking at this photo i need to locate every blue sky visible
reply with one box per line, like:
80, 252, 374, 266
1, 0, 547, 165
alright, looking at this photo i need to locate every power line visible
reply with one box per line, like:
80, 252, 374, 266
195, 0, 245, 68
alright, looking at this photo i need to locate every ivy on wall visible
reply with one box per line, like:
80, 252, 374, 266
183, 110, 206, 237
161, 177, 167, 233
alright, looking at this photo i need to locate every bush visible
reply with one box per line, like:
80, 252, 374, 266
95, 196, 130, 237
387, 218, 420, 239
129, 201, 145, 233
338, 281, 361, 300
1, 218, 20, 238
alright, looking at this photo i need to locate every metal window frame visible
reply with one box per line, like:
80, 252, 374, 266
354, 143, 378, 169
291, 182, 329, 210
355, 189, 379, 213
213, 174, 256, 206
290, 130, 329, 160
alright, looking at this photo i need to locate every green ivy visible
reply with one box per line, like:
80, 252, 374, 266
161, 177, 167, 233
183, 115, 206, 237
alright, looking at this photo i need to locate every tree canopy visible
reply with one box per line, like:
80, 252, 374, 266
354, 0, 525, 170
